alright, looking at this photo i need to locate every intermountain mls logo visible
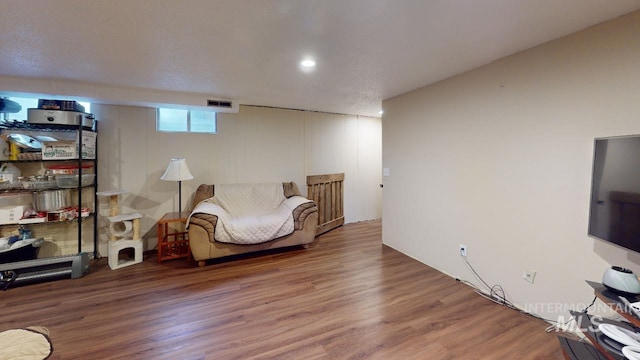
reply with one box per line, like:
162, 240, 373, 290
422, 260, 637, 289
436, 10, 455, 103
524, 302, 632, 333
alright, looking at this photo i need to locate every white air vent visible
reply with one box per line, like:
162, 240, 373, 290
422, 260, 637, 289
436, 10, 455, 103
207, 99, 233, 108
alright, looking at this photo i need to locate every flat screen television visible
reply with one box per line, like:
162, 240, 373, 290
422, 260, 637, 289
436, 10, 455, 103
589, 135, 640, 252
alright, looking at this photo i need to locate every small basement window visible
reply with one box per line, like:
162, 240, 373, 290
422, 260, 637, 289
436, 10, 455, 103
156, 108, 217, 134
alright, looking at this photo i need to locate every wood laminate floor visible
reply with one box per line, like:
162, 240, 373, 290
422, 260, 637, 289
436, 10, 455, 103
2, 220, 565, 359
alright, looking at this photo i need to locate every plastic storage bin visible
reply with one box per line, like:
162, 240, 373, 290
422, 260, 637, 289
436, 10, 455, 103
47, 164, 94, 175
0, 163, 21, 183
55, 174, 95, 188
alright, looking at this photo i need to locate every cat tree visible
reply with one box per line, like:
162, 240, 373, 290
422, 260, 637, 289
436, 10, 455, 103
96, 190, 143, 270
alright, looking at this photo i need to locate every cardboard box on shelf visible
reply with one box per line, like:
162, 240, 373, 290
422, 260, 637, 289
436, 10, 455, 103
41, 131, 96, 160
0, 205, 24, 225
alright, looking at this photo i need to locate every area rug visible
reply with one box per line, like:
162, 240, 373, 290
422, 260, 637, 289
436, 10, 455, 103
0, 326, 52, 360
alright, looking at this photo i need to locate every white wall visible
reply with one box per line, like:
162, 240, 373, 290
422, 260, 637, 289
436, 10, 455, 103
93, 104, 381, 253
382, 11, 640, 322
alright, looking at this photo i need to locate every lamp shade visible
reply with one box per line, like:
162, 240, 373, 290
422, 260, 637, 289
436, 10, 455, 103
161, 158, 194, 182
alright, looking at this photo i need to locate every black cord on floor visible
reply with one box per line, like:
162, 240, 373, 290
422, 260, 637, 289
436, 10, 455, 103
458, 251, 586, 332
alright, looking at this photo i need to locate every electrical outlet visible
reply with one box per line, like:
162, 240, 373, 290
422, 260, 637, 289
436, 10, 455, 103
523, 270, 537, 284
459, 244, 467, 257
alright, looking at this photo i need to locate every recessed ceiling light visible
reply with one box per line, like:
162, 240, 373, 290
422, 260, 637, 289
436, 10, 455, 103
378, 110, 384, 115
300, 59, 316, 68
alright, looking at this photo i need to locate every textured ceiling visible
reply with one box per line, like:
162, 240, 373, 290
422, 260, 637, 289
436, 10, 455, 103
1, 0, 639, 117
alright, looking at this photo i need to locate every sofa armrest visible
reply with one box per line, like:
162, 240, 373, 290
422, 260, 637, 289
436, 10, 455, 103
188, 213, 218, 243
283, 182, 302, 198
193, 184, 215, 209
292, 201, 318, 230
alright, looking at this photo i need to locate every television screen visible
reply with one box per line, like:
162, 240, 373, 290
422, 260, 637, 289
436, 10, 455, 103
589, 135, 640, 252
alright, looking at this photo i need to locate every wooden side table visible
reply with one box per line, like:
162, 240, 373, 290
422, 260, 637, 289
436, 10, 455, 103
157, 211, 190, 263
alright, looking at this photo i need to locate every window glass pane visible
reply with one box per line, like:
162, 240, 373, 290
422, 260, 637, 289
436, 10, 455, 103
157, 108, 188, 132
79, 102, 91, 113
2, 97, 38, 121
190, 110, 217, 133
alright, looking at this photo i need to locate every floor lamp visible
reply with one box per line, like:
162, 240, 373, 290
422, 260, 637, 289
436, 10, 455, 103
161, 158, 194, 214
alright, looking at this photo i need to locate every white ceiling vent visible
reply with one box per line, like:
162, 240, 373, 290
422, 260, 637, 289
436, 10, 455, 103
207, 99, 233, 108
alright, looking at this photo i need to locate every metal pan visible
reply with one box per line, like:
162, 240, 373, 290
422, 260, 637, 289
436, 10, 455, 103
7, 134, 42, 150
33, 189, 71, 212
